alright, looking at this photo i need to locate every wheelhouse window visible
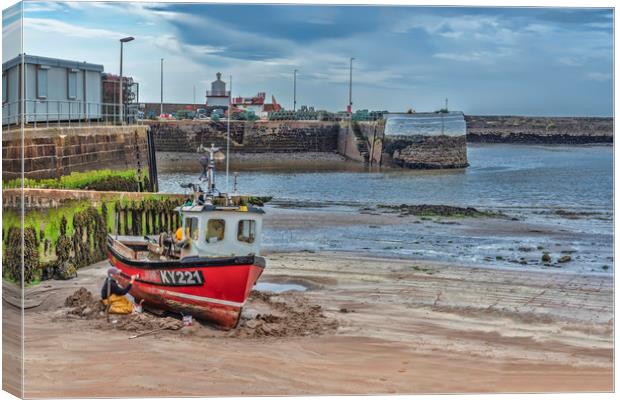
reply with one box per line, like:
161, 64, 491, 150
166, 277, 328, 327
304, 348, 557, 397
67, 70, 78, 99
37, 66, 48, 99
237, 220, 256, 243
184, 217, 199, 241
206, 219, 225, 243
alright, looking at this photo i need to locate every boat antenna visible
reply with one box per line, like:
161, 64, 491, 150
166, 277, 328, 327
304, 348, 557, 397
233, 172, 239, 195
205, 143, 220, 195
226, 74, 232, 193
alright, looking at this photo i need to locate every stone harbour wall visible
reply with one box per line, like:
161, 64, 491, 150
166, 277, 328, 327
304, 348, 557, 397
384, 135, 469, 169
149, 120, 340, 153
337, 122, 368, 163
357, 121, 385, 165
2, 125, 150, 180
465, 115, 613, 144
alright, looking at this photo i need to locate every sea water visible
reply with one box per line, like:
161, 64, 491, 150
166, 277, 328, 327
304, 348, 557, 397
159, 144, 613, 275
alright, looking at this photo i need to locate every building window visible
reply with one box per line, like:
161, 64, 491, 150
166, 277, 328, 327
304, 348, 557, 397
37, 67, 48, 99
206, 219, 225, 243
67, 70, 77, 99
184, 217, 199, 241
237, 220, 256, 243
2, 73, 7, 104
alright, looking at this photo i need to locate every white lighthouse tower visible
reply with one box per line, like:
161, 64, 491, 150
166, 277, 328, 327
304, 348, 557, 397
206, 72, 230, 108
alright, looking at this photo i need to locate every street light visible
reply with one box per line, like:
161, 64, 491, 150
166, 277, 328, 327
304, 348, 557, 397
348, 57, 354, 114
293, 69, 298, 112
119, 36, 134, 124
160, 58, 164, 116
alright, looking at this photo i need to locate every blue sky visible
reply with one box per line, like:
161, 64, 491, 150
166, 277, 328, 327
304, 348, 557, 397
2, 2, 614, 115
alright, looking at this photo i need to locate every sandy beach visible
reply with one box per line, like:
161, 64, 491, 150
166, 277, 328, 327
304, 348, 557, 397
6, 243, 612, 397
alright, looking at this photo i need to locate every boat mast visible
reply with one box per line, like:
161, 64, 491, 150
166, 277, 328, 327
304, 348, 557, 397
226, 75, 232, 193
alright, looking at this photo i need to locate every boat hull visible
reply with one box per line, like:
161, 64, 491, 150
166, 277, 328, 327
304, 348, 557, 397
107, 239, 265, 329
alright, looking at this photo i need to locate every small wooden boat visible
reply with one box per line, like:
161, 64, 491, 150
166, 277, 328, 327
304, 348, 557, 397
107, 144, 266, 329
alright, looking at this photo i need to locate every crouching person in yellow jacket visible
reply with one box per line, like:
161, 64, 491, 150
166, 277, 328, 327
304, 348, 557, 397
101, 267, 137, 314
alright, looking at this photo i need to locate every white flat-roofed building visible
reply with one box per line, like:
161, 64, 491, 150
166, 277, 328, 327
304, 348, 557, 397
2, 54, 104, 125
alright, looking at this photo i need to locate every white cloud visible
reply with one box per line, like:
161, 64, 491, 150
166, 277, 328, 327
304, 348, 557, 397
433, 47, 513, 63
151, 34, 224, 58
439, 31, 463, 39
586, 72, 611, 82
558, 57, 583, 66
434, 51, 489, 62
3, 4, 22, 61
524, 24, 553, 34
23, 3, 63, 13
392, 14, 502, 38
23, 17, 131, 40
307, 17, 334, 25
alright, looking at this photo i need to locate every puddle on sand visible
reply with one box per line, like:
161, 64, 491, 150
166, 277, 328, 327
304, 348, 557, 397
254, 282, 308, 293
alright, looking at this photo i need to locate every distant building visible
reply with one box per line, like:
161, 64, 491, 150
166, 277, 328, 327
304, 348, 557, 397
262, 96, 283, 113
2, 54, 104, 124
101, 73, 141, 121
232, 92, 266, 115
232, 92, 281, 118
206, 72, 230, 108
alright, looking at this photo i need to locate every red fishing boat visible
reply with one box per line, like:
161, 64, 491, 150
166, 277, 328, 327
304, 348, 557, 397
107, 144, 266, 329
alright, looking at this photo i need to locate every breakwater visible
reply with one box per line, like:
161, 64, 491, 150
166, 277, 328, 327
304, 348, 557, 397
465, 115, 613, 144
148, 120, 339, 153
1, 125, 154, 180
2, 116, 611, 183
152, 120, 469, 170
381, 113, 469, 169
385, 135, 469, 169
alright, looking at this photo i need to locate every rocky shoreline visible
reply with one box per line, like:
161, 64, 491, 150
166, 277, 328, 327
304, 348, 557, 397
467, 132, 613, 144
465, 115, 613, 144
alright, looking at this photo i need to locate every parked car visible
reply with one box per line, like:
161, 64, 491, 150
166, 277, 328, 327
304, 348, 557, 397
211, 108, 224, 118
175, 110, 195, 120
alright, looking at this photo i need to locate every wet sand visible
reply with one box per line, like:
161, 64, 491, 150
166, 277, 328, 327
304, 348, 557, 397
9, 248, 613, 397
156, 151, 366, 172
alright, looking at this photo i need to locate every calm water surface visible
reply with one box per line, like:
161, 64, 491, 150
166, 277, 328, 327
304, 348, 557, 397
159, 144, 613, 274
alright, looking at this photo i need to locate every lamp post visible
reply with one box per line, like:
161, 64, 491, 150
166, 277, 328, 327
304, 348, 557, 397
119, 36, 134, 124
348, 57, 354, 114
293, 69, 298, 111
160, 58, 164, 116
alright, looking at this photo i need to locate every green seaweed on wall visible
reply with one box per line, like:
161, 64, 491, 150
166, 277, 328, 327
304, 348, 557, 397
2, 169, 149, 191
2, 193, 186, 286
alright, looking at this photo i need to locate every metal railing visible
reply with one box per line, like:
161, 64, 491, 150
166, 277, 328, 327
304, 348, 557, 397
2, 99, 144, 130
